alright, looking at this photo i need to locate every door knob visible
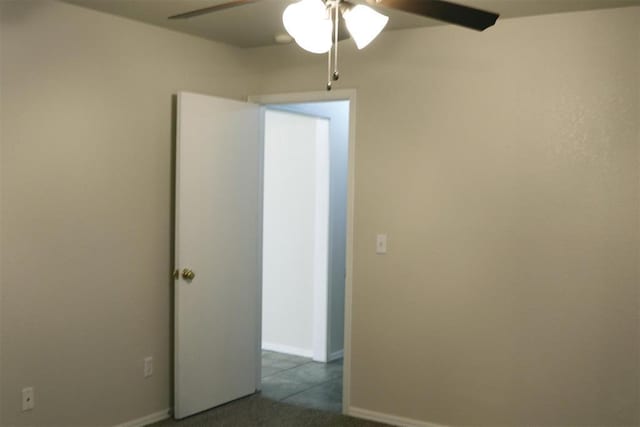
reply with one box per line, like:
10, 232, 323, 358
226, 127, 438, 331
181, 268, 195, 281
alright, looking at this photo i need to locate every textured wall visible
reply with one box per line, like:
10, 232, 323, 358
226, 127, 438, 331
247, 7, 640, 425
1, 2, 639, 426
0, 1, 251, 425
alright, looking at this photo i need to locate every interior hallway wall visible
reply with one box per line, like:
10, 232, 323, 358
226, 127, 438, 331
274, 102, 349, 359
245, 7, 640, 426
262, 110, 329, 357
0, 1, 252, 425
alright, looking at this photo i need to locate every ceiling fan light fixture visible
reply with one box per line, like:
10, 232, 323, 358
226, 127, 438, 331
293, 18, 333, 53
342, 4, 388, 49
282, 0, 332, 54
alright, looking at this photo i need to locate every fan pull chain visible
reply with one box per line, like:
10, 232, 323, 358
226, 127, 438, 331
332, 4, 339, 82
327, 41, 333, 91
326, 1, 341, 91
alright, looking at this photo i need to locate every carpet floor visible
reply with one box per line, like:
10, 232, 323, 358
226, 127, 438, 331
152, 394, 390, 427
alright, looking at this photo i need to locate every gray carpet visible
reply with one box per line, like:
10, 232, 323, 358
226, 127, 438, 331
152, 394, 391, 427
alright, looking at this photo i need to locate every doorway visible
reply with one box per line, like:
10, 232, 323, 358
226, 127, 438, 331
258, 99, 351, 413
173, 90, 356, 419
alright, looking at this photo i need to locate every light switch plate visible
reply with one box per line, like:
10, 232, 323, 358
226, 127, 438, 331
144, 357, 153, 378
22, 387, 34, 411
376, 234, 387, 254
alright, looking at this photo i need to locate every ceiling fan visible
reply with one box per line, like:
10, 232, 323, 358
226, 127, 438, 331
169, 0, 500, 90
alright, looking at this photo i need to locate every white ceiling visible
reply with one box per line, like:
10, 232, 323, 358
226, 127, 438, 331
62, 0, 640, 48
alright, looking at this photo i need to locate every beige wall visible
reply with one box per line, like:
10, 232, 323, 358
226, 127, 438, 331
1, 1, 639, 426
247, 6, 640, 426
0, 1, 251, 425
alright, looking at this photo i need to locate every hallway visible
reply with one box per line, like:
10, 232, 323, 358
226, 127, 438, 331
261, 350, 343, 413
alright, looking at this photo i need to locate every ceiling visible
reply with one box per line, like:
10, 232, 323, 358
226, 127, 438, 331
62, 0, 640, 48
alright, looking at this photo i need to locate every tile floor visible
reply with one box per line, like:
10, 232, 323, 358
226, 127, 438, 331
260, 350, 343, 413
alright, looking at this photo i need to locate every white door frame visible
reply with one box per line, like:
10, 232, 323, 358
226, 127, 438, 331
248, 89, 356, 413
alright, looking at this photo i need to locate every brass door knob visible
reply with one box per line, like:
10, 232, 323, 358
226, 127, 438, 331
181, 268, 195, 281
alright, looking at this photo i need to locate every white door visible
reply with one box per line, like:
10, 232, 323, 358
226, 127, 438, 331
174, 92, 261, 419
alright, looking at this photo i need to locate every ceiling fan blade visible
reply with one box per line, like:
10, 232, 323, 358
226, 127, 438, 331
168, 0, 263, 19
367, 0, 498, 31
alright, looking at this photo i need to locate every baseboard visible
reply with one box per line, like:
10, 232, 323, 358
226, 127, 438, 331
348, 406, 448, 427
328, 349, 344, 361
113, 408, 171, 427
262, 342, 313, 358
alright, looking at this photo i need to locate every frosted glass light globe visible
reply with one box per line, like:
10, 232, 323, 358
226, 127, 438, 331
342, 4, 388, 49
282, 0, 332, 54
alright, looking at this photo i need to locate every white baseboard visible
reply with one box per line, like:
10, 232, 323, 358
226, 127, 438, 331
113, 408, 171, 427
348, 406, 448, 427
262, 342, 313, 358
328, 349, 344, 361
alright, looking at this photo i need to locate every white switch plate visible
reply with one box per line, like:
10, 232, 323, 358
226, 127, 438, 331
22, 387, 34, 411
376, 234, 387, 254
144, 357, 153, 378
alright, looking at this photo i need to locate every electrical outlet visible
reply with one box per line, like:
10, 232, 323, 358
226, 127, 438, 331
22, 387, 34, 411
144, 357, 153, 378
